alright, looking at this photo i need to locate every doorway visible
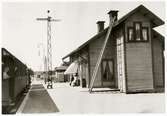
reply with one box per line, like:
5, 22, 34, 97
101, 59, 115, 87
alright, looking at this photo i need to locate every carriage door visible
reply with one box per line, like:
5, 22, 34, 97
101, 59, 115, 87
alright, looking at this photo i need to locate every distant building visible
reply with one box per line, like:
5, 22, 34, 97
34, 71, 44, 79
54, 66, 69, 82
62, 5, 165, 93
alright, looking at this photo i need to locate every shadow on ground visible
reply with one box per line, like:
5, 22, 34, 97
22, 84, 59, 113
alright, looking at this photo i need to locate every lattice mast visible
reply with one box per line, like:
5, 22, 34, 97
47, 11, 52, 78
37, 10, 60, 88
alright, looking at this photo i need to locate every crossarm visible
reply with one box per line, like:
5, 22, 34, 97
36, 18, 48, 21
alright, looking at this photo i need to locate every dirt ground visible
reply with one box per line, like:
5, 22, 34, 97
42, 81, 165, 114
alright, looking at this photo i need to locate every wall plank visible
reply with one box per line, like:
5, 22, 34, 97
89, 34, 117, 87
125, 12, 154, 92
152, 37, 164, 88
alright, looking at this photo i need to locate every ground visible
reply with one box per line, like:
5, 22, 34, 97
17, 78, 165, 113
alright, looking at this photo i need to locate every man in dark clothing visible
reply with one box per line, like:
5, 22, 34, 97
70, 75, 74, 86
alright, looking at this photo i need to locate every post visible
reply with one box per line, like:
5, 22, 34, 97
36, 10, 60, 89
89, 17, 116, 92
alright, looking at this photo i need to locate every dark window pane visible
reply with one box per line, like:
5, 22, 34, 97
102, 60, 113, 81
128, 28, 134, 41
135, 23, 141, 41
142, 28, 148, 41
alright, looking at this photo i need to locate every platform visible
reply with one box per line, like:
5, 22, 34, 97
17, 84, 59, 113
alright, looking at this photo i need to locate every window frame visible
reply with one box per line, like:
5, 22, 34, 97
142, 27, 149, 42
127, 27, 134, 42
133, 22, 142, 41
127, 22, 149, 42
101, 59, 114, 82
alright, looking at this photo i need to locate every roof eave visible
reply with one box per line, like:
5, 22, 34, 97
62, 28, 108, 60
62, 5, 165, 60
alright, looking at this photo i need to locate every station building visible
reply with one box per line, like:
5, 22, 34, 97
63, 5, 165, 93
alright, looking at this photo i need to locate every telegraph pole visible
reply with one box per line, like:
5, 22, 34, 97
37, 10, 60, 89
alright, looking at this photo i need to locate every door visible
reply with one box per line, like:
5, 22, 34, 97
101, 59, 115, 87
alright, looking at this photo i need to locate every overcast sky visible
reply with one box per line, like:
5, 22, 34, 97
2, 1, 165, 71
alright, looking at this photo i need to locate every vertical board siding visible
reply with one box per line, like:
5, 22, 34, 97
2, 80, 10, 104
125, 12, 154, 92
79, 51, 89, 87
89, 33, 117, 88
14, 76, 27, 98
71, 48, 89, 87
116, 29, 126, 92
152, 37, 164, 88
89, 36, 104, 87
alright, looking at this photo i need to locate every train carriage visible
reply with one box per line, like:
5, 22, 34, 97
2, 48, 31, 113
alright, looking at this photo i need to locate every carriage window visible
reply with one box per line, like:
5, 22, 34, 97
128, 27, 134, 41
142, 27, 149, 41
3, 67, 10, 79
134, 22, 141, 41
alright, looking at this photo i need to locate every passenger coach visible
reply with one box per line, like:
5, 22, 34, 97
2, 48, 31, 113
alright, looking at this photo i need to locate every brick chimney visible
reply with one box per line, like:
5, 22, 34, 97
96, 21, 105, 33
108, 10, 119, 22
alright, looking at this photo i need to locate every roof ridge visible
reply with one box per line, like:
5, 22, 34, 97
62, 4, 164, 60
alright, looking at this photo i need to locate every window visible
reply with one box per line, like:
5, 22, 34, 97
102, 60, 113, 81
128, 27, 134, 41
127, 22, 149, 42
3, 67, 10, 79
134, 22, 142, 41
142, 27, 149, 41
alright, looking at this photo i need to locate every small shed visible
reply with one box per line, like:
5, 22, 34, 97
55, 66, 69, 82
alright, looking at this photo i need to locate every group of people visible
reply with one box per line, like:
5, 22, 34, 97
69, 73, 79, 86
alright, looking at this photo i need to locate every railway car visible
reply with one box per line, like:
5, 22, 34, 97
2, 48, 31, 113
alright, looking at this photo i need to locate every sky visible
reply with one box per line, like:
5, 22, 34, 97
2, 1, 165, 71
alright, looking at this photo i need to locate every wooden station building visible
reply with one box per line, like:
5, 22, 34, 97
62, 5, 165, 93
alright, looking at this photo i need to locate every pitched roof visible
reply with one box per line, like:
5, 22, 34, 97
114, 4, 164, 27
152, 29, 165, 50
62, 29, 108, 60
55, 66, 68, 71
2, 48, 27, 67
152, 29, 164, 39
62, 5, 164, 60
